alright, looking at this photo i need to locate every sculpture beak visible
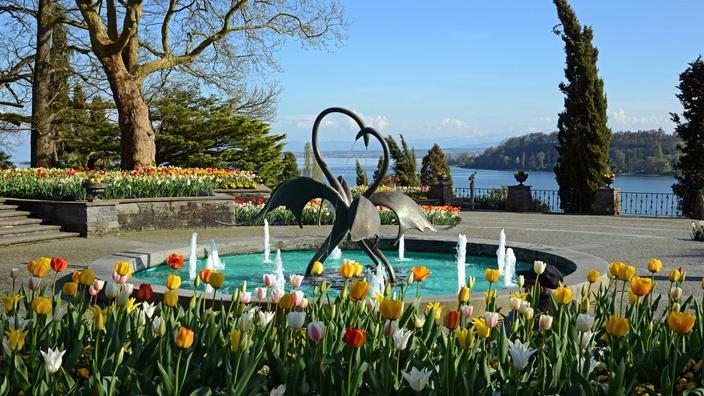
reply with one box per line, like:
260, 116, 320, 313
355, 129, 371, 147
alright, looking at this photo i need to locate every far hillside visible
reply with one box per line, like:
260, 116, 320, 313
448, 129, 678, 176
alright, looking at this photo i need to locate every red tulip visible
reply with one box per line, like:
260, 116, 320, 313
138, 283, 153, 301
199, 269, 213, 284
50, 257, 68, 273
343, 327, 366, 348
167, 253, 185, 270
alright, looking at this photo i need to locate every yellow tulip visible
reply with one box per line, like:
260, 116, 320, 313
311, 261, 324, 276
353, 262, 364, 277
27, 259, 50, 278
31, 296, 52, 315
380, 298, 403, 320
125, 298, 140, 313
667, 311, 696, 334
166, 274, 181, 290
339, 261, 355, 279
617, 265, 636, 282
647, 258, 663, 273
209, 272, 225, 289
175, 326, 195, 349
163, 290, 179, 307
627, 290, 639, 305
114, 261, 132, 277
609, 261, 624, 277
426, 302, 443, 321
554, 287, 573, 305
484, 289, 496, 305
485, 268, 500, 283
278, 293, 295, 310
62, 281, 78, 297
91, 305, 108, 332
668, 268, 682, 283
456, 327, 476, 349
230, 329, 242, 352
511, 291, 528, 301
472, 317, 491, 338
587, 270, 600, 283
4, 328, 28, 352
458, 286, 470, 303
629, 276, 653, 297
605, 315, 629, 337
79, 269, 96, 286
1, 294, 22, 313
349, 278, 370, 301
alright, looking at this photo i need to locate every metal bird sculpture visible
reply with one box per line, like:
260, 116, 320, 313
257, 107, 435, 282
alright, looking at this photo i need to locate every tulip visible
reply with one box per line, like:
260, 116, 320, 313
461, 304, 474, 317
4, 328, 28, 353
114, 261, 132, 277
289, 274, 304, 289
27, 276, 42, 291
538, 314, 553, 332
484, 289, 496, 305
271, 289, 284, 303
79, 269, 96, 286
92, 279, 105, 293
286, 311, 306, 330
609, 261, 624, 277
426, 302, 443, 321
258, 311, 275, 327
630, 276, 652, 297
138, 283, 153, 300
444, 310, 461, 330
518, 300, 531, 313
152, 316, 166, 336
701, 277, 704, 290
62, 281, 78, 297
1, 294, 21, 313
8, 316, 30, 330
507, 339, 537, 370
230, 329, 242, 352
517, 275, 525, 288
353, 262, 364, 276
343, 327, 366, 348
311, 261, 324, 276
163, 290, 179, 307
605, 315, 629, 337
40, 347, 66, 374
240, 292, 252, 304
349, 278, 370, 301
578, 331, 593, 350
617, 265, 636, 282
509, 297, 522, 311
414, 314, 426, 329
679, 267, 686, 282
669, 268, 682, 283
199, 268, 213, 284
321, 281, 329, 293
670, 286, 682, 301
166, 274, 181, 290
122, 283, 135, 295
587, 270, 600, 283
483, 311, 500, 328
458, 286, 470, 303
140, 301, 156, 319
209, 272, 225, 289
672, 302, 681, 312
576, 313, 594, 332
456, 328, 475, 349
472, 317, 491, 338
91, 305, 107, 332
270, 385, 286, 396
238, 310, 254, 332
554, 286, 572, 305
255, 287, 267, 302
167, 253, 185, 270
409, 266, 431, 282
50, 257, 68, 273
380, 298, 403, 320
667, 311, 696, 334
299, 298, 309, 309
402, 367, 432, 392
339, 261, 355, 279
53, 306, 67, 323
647, 258, 663, 273
523, 307, 535, 320
484, 268, 500, 283
10, 268, 19, 279
28, 259, 50, 277
467, 276, 476, 289
287, 290, 301, 306
112, 271, 128, 284
533, 260, 546, 275
175, 326, 195, 348
392, 328, 413, 351
384, 319, 398, 336
117, 289, 131, 307
262, 274, 276, 287
308, 321, 325, 342
105, 282, 120, 300
32, 296, 52, 315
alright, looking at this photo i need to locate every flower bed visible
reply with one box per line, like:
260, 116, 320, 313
351, 185, 430, 201
2, 256, 702, 394
692, 221, 704, 241
232, 198, 461, 226
0, 167, 259, 201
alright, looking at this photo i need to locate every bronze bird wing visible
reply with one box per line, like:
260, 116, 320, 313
369, 190, 436, 243
348, 196, 381, 242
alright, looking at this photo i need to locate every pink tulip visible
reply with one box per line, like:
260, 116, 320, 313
509, 297, 522, 311
271, 289, 284, 303
263, 274, 276, 288
307, 321, 325, 342
461, 305, 474, 317
240, 292, 252, 304
289, 274, 304, 289
122, 283, 135, 295
88, 285, 99, 296
299, 298, 309, 309
112, 270, 128, 284
255, 287, 267, 301
92, 279, 105, 292
539, 314, 553, 332
291, 290, 304, 307
28, 277, 42, 291
483, 312, 500, 328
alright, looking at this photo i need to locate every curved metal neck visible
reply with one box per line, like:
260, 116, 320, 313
312, 108, 366, 204
361, 127, 389, 198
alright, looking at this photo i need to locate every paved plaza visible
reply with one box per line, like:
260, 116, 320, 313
0, 211, 701, 296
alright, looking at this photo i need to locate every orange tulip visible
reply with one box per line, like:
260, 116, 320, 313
380, 298, 403, 320
485, 268, 500, 283
629, 276, 653, 297
667, 311, 696, 334
167, 253, 185, 270
349, 279, 370, 301
50, 257, 68, 272
443, 310, 461, 330
199, 269, 213, 284
175, 326, 195, 349
343, 327, 366, 348
411, 266, 431, 282
209, 272, 225, 289
605, 315, 629, 337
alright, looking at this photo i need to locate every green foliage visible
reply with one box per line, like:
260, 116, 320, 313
0, 151, 13, 168
384, 135, 419, 186
672, 57, 704, 217
355, 160, 368, 186
281, 151, 300, 181
150, 87, 285, 186
303, 143, 314, 178
553, 0, 611, 213
420, 144, 453, 186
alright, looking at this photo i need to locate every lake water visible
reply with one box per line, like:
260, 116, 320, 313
307, 156, 676, 194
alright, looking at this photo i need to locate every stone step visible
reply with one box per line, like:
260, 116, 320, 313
0, 217, 43, 227
0, 210, 30, 218
0, 224, 62, 238
0, 231, 80, 246
0, 204, 18, 211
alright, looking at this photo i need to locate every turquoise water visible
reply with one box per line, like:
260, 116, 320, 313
133, 250, 530, 297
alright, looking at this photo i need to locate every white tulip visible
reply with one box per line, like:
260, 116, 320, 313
286, 311, 306, 330
538, 314, 553, 331
576, 313, 594, 333
53, 306, 68, 323
238, 310, 255, 332
40, 347, 66, 374
402, 366, 432, 392
413, 314, 425, 329
533, 261, 546, 275
507, 338, 537, 370
105, 282, 120, 300
28, 277, 42, 291
392, 328, 413, 351
8, 315, 30, 330
384, 319, 398, 336
670, 286, 682, 301
578, 331, 593, 350
141, 302, 156, 319
258, 311, 275, 328
152, 316, 166, 336
270, 384, 286, 396
117, 289, 130, 307
517, 275, 525, 288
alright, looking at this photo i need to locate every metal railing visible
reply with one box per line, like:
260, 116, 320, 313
621, 192, 682, 217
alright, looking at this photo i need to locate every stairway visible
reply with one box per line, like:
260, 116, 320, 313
0, 201, 80, 246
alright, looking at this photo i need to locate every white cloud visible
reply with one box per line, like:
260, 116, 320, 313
609, 108, 669, 129
440, 118, 468, 129
349, 112, 389, 131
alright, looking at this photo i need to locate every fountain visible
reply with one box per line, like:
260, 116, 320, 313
497, 229, 506, 275
189, 232, 198, 281
503, 248, 517, 288
369, 264, 386, 297
330, 245, 342, 260
205, 249, 214, 294
273, 249, 286, 295
456, 234, 467, 291
211, 240, 224, 270
398, 235, 405, 261
263, 219, 271, 263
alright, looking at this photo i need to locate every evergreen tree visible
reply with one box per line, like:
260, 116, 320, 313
420, 144, 453, 186
303, 143, 314, 177
553, 0, 611, 213
0, 151, 13, 168
312, 159, 324, 182
281, 151, 300, 181
355, 160, 369, 186
384, 135, 419, 186
672, 57, 704, 216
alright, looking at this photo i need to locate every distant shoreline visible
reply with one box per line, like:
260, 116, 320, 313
451, 165, 674, 178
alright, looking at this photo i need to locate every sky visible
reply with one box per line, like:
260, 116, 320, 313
6, 0, 704, 162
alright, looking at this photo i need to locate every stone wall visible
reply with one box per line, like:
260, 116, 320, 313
5, 187, 270, 237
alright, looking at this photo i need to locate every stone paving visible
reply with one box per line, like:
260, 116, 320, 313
0, 211, 702, 297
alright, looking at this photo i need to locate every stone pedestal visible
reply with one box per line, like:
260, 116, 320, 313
429, 182, 453, 205
592, 188, 621, 215
506, 185, 531, 212
694, 189, 704, 220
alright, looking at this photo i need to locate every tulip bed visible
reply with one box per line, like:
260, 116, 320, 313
1, 257, 703, 395
0, 167, 259, 201
692, 221, 704, 241
232, 198, 462, 226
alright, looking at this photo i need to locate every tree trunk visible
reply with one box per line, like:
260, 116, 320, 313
100, 54, 155, 169
31, 0, 56, 167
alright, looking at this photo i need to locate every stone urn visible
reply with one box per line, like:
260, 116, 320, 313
514, 171, 528, 185
84, 182, 107, 201
603, 173, 616, 187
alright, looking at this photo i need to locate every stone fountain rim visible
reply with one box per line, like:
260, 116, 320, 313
74, 233, 608, 304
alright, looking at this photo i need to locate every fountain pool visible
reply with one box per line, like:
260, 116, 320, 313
133, 249, 532, 297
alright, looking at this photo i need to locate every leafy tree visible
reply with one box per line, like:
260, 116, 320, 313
553, 0, 611, 213
0, 151, 13, 168
303, 143, 314, 177
420, 144, 453, 186
385, 134, 419, 186
281, 152, 300, 181
355, 160, 368, 186
672, 57, 704, 217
